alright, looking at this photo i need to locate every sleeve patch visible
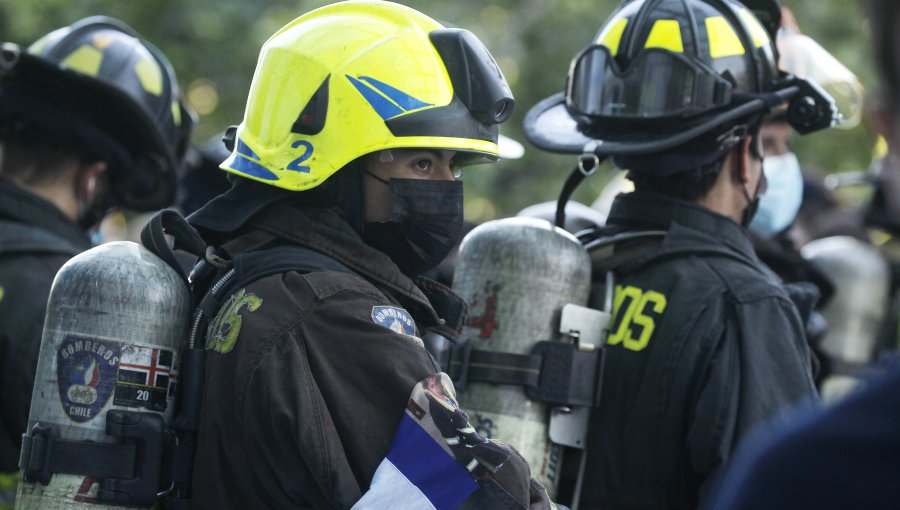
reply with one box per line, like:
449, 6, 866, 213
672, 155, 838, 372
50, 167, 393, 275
371, 305, 416, 337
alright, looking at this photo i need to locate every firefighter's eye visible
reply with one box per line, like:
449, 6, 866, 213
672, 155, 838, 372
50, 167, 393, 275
412, 158, 433, 174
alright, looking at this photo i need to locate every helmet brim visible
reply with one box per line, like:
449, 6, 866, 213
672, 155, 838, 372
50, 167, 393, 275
523, 92, 594, 154
525, 90, 791, 157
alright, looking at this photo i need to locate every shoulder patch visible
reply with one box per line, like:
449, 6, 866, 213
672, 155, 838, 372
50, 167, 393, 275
371, 305, 416, 337
206, 288, 263, 354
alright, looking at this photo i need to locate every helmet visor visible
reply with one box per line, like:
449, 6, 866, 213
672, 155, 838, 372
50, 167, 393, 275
566, 45, 734, 120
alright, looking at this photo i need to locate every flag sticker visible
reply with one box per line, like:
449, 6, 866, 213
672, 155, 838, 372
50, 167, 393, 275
113, 345, 178, 412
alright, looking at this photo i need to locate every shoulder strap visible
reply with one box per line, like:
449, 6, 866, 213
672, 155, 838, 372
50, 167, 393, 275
581, 229, 668, 273
583, 228, 762, 274
216, 244, 358, 304
194, 243, 360, 337
140, 209, 210, 284
0, 219, 84, 256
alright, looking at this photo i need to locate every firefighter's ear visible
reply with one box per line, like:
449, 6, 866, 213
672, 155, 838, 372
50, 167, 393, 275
736, 136, 755, 185
79, 161, 108, 201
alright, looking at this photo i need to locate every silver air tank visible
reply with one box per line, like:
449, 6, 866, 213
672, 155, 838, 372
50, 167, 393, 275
452, 217, 591, 497
801, 236, 890, 403
16, 241, 189, 509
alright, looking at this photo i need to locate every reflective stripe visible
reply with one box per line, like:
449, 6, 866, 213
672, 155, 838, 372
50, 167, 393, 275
644, 19, 684, 53
738, 8, 771, 48
597, 18, 628, 56
134, 56, 163, 96
705, 16, 746, 58
61, 44, 103, 76
171, 100, 182, 126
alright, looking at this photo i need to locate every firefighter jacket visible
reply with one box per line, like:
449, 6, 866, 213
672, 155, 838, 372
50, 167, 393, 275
579, 190, 820, 510
188, 196, 552, 510
0, 178, 90, 473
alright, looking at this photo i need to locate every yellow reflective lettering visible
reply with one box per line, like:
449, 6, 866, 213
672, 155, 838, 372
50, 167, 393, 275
608, 285, 642, 346
608, 285, 668, 352
622, 290, 667, 351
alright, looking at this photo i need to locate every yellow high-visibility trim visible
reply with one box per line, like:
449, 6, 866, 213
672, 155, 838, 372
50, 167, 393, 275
644, 19, 684, 53
134, 56, 163, 96
171, 100, 182, 126
61, 45, 103, 76
874, 136, 889, 160
738, 8, 771, 48
706, 16, 745, 58
597, 18, 628, 56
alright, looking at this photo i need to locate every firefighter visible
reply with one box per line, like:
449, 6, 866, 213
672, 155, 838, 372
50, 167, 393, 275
186, 2, 553, 508
524, 0, 830, 507
0, 17, 192, 506
702, 1, 900, 507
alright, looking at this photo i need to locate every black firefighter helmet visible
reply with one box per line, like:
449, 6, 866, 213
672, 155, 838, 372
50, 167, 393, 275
524, 0, 838, 170
0, 16, 194, 211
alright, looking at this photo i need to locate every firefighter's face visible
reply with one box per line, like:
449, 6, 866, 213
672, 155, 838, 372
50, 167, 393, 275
760, 120, 793, 157
362, 149, 459, 223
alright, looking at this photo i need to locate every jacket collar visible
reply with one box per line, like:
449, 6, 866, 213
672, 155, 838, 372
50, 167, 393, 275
607, 190, 760, 263
0, 177, 91, 250
216, 201, 467, 339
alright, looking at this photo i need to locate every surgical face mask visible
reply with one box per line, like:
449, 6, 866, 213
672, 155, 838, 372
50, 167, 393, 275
749, 152, 803, 235
363, 178, 464, 276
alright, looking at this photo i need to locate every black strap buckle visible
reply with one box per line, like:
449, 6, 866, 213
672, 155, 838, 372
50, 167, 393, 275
20, 423, 57, 486
99, 411, 166, 506
423, 331, 473, 391
437, 338, 605, 407
18, 411, 167, 506
526, 341, 605, 407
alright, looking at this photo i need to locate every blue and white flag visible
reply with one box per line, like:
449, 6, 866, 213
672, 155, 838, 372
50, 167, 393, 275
352, 373, 513, 510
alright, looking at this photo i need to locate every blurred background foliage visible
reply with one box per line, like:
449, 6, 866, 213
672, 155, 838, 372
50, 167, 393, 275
0, 0, 879, 222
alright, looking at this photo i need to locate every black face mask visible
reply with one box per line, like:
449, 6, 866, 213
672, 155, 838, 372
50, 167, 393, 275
363, 178, 464, 276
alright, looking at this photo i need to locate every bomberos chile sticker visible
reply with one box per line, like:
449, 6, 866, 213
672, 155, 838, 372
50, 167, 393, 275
57, 335, 120, 422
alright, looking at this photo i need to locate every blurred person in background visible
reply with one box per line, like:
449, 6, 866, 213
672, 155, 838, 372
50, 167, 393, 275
524, 0, 834, 507
0, 16, 192, 507
701, 0, 900, 507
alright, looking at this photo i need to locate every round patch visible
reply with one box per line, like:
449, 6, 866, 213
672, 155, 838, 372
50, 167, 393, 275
371, 306, 416, 336
57, 335, 119, 422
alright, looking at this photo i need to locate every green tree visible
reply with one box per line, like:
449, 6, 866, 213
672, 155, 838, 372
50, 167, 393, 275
0, 0, 879, 221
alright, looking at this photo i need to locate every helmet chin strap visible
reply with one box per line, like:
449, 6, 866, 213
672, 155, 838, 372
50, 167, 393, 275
554, 148, 607, 229
739, 160, 765, 227
363, 168, 390, 186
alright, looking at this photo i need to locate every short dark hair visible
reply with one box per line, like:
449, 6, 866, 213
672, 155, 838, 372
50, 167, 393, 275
626, 160, 724, 202
621, 119, 763, 202
0, 132, 90, 186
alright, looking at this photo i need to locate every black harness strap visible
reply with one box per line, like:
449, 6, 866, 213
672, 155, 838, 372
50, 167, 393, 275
19, 434, 137, 481
448, 350, 543, 388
